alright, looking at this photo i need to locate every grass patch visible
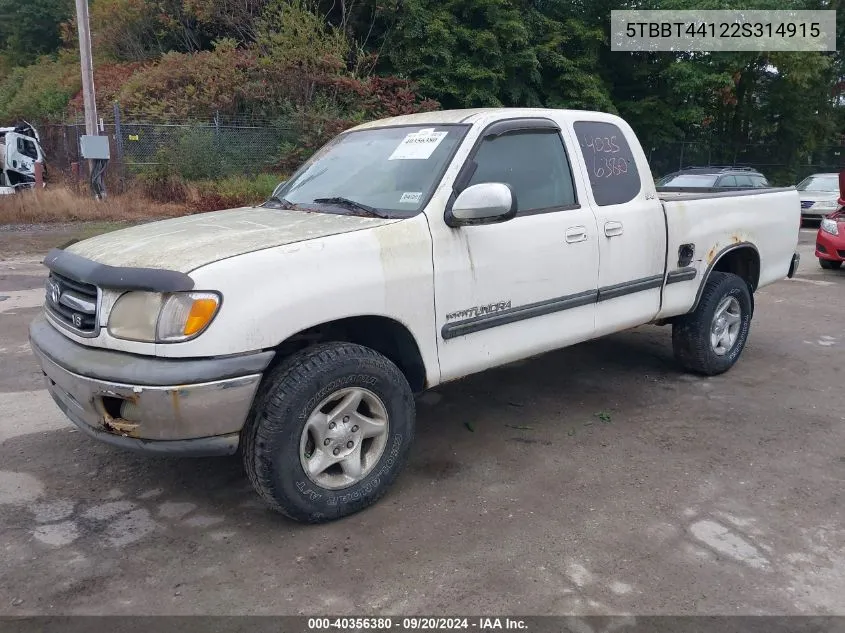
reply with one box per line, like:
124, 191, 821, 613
0, 187, 186, 224
187, 174, 282, 212
0, 173, 284, 225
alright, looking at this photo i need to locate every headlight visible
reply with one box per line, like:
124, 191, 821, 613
820, 218, 839, 236
108, 291, 221, 342
816, 200, 839, 209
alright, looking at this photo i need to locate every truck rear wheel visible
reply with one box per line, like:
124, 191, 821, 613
672, 271, 752, 376
242, 342, 415, 523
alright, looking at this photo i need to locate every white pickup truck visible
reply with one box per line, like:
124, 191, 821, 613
30, 108, 801, 523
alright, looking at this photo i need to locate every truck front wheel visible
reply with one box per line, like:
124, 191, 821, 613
242, 342, 415, 523
672, 271, 752, 376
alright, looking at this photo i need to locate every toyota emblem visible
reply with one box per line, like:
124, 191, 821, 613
48, 280, 61, 306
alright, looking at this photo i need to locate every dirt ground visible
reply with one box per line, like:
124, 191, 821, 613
0, 226, 843, 616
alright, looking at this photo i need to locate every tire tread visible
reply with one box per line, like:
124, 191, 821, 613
242, 342, 414, 523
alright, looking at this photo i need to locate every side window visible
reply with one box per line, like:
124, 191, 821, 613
573, 121, 641, 206
751, 176, 768, 187
718, 175, 737, 188
734, 175, 753, 187
16, 137, 37, 160
467, 130, 577, 212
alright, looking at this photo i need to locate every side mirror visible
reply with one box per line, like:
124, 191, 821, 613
447, 182, 516, 227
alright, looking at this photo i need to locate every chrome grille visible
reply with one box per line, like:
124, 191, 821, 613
45, 271, 100, 336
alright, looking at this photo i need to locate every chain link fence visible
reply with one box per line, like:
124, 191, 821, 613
38, 109, 297, 193
35, 109, 845, 192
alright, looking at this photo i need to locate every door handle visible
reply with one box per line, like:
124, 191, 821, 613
565, 226, 587, 243
604, 221, 624, 237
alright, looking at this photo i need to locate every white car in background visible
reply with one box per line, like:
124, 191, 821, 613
796, 173, 841, 220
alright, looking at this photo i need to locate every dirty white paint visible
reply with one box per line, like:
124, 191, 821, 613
67, 207, 397, 272
158, 501, 197, 519
30, 500, 75, 523
0, 471, 44, 504
0, 288, 43, 314
32, 520, 80, 547
689, 519, 769, 569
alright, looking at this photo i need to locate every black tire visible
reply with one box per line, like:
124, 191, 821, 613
241, 342, 415, 523
819, 258, 842, 270
672, 271, 753, 376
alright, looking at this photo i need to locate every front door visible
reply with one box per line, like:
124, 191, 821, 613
429, 120, 601, 382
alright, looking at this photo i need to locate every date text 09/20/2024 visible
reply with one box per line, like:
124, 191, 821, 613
307, 618, 528, 631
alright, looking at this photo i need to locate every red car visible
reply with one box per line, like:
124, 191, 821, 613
816, 209, 845, 269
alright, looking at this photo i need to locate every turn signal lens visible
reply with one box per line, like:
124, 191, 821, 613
184, 298, 219, 336
157, 292, 221, 342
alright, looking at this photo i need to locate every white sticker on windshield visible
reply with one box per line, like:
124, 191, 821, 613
389, 129, 448, 160
400, 192, 422, 204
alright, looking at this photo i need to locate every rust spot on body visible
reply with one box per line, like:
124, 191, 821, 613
103, 417, 140, 437
706, 245, 718, 264
170, 390, 183, 422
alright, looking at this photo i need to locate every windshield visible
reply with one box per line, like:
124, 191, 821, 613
796, 175, 839, 193
269, 124, 469, 217
658, 174, 719, 187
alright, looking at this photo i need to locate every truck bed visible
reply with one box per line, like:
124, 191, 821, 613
657, 186, 801, 319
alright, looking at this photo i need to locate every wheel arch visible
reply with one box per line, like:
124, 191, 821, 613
269, 315, 429, 393
690, 242, 760, 314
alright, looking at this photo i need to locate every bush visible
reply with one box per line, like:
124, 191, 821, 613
188, 173, 281, 211
118, 39, 259, 119
0, 52, 80, 121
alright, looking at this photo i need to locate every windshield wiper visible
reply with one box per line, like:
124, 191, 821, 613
312, 197, 391, 218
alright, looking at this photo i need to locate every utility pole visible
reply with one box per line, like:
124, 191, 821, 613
75, 0, 107, 198
74, 0, 97, 157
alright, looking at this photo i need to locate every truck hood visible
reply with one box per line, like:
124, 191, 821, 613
66, 206, 398, 273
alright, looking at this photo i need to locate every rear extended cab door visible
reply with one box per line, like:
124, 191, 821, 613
564, 114, 668, 335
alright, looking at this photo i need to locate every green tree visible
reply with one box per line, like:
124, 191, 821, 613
0, 0, 73, 66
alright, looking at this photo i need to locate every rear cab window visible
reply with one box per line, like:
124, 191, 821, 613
572, 121, 641, 206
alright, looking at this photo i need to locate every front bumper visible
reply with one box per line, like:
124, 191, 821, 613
802, 205, 838, 218
815, 229, 845, 262
30, 314, 274, 456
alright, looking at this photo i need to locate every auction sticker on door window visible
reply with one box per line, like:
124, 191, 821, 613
400, 192, 423, 204
389, 128, 448, 160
